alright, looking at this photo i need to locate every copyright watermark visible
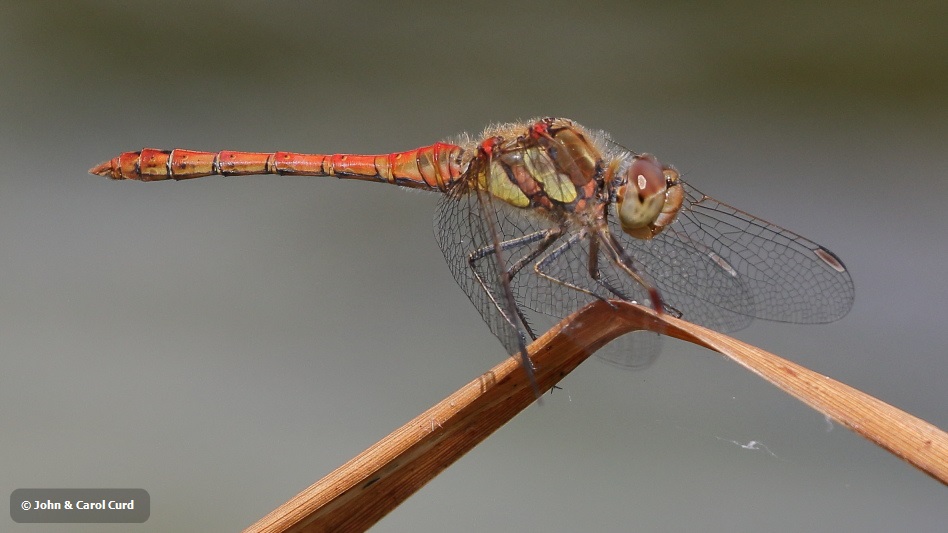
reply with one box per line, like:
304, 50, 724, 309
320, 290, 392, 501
11, 489, 149, 523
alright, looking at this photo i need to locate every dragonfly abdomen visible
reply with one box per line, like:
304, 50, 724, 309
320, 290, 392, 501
89, 143, 467, 191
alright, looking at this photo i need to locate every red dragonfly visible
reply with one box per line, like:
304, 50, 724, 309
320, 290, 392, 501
91, 117, 854, 379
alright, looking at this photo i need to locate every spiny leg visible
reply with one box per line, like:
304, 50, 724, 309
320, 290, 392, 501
472, 190, 541, 396
488, 226, 564, 339
599, 229, 665, 314
534, 232, 643, 311
534, 231, 611, 301
587, 236, 636, 304
503, 227, 563, 281
469, 228, 563, 279
468, 227, 562, 341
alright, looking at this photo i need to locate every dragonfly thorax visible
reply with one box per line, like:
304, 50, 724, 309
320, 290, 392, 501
610, 153, 684, 240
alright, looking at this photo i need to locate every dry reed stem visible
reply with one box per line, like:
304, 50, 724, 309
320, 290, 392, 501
244, 301, 948, 532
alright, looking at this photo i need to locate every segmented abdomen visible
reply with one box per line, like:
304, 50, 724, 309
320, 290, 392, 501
89, 142, 467, 191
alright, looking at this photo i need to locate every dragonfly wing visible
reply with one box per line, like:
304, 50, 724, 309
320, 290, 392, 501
435, 178, 568, 359
608, 209, 755, 333
612, 180, 854, 329
436, 187, 517, 358
676, 182, 854, 324
595, 331, 663, 371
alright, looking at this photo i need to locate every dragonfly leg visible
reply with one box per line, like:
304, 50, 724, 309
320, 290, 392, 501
586, 236, 635, 305
533, 232, 610, 302
468, 227, 562, 340
599, 230, 665, 314
503, 228, 563, 281
469, 229, 561, 278
470, 191, 543, 396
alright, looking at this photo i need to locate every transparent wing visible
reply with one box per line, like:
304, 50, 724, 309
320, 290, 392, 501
434, 155, 576, 362
603, 216, 752, 333
435, 185, 525, 359
611, 180, 854, 330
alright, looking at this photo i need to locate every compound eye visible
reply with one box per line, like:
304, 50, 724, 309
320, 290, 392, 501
617, 155, 667, 231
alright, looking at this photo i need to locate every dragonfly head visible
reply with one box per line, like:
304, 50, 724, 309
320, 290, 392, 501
613, 153, 684, 240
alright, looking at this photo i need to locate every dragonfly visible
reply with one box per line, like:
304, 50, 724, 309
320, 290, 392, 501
91, 117, 854, 382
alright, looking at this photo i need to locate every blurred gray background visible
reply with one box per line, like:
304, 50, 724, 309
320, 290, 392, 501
1, 1, 945, 531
